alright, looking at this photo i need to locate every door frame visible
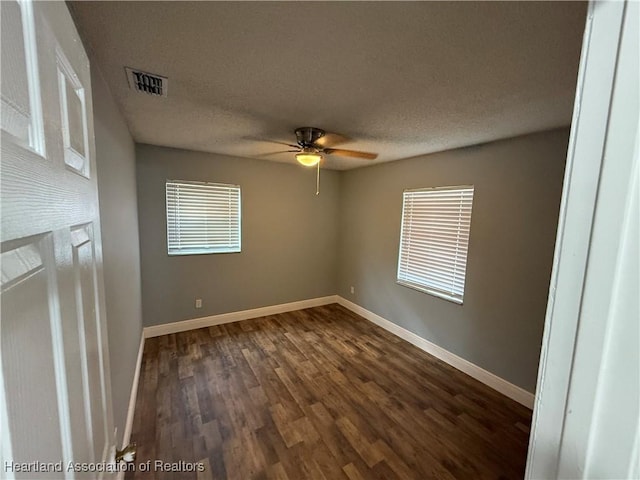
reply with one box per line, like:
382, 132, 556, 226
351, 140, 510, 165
525, 0, 639, 478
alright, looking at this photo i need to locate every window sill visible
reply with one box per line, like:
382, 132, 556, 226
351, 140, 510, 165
168, 248, 241, 256
396, 280, 464, 305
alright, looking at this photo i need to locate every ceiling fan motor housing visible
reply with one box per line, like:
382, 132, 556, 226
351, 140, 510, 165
295, 127, 325, 148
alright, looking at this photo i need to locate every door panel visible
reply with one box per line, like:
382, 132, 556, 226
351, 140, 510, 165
1, 234, 65, 475
70, 223, 108, 465
57, 50, 90, 176
1, 1, 114, 478
0, 0, 44, 152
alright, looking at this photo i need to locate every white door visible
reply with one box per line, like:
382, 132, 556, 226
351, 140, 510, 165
1, 1, 114, 478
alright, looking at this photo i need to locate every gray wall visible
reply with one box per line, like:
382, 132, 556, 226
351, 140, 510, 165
136, 145, 340, 327
92, 66, 143, 445
337, 129, 568, 392
135, 129, 566, 393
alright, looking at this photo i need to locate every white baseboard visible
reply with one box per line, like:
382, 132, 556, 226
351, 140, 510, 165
143, 295, 340, 338
336, 296, 535, 409
116, 333, 144, 480
123, 334, 144, 445
139, 294, 533, 409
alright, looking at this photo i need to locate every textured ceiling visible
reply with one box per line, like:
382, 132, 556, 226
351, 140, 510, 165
69, 1, 586, 170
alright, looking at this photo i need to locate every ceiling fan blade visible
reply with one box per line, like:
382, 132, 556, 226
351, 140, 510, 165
245, 136, 299, 149
270, 140, 300, 149
256, 150, 299, 157
314, 132, 350, 148
323, 148, 378, 160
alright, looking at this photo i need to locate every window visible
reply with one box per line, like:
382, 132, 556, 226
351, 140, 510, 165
397, 185, 474, 304
166, 180, 241, 255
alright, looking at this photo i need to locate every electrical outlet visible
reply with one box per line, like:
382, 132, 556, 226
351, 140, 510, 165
195, 298, 202, 309
350, 286, 355, 294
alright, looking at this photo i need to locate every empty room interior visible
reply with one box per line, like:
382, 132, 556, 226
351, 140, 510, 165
2, 1, 639, 480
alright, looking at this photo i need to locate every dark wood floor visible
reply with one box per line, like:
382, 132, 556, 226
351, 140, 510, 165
127, 304, 532, 480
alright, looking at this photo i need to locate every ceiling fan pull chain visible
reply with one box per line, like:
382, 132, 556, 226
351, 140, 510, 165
316, 161, 320, 195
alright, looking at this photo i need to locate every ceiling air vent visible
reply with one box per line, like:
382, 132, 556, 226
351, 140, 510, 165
125, 67, 168, 97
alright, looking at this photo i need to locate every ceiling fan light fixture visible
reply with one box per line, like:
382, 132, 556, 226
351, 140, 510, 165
296, 151, 322, 167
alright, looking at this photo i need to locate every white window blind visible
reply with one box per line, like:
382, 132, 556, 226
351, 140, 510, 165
397, 185, 474, 304
166, 180, 241, 255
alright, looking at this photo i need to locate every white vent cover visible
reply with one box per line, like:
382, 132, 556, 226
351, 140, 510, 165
125, 67, 167, 97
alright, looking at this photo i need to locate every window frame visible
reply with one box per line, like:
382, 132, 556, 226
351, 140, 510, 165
165, 179, 241, 256
396, 185, 474, 304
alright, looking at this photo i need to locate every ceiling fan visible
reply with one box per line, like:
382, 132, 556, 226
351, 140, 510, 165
260, 127, 378, 166
256, 127, 378, 195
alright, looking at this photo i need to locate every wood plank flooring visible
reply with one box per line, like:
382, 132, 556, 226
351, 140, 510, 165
126, 304, 532, 480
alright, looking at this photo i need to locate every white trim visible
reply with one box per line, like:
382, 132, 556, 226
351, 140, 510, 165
527, 2, 639, 477
139, 294, 533, 408
336, 296, 535, 409
143, 296, 339, 338
122, 334, 144, 445
116, 334, 144, 480
525, 2, 629, 478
